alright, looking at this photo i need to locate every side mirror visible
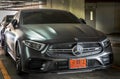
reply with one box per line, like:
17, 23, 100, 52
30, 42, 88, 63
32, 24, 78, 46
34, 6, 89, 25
11, 19, 18, 29
79, 18, 86, 24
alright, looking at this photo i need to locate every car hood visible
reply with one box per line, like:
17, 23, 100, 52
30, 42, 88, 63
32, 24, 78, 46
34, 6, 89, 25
22, 24, 106, 43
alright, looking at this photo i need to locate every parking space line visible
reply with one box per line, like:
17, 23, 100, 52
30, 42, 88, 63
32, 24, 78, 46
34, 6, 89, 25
0, 60, 11, 79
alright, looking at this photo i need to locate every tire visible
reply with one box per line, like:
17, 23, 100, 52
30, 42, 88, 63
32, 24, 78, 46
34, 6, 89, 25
1, 33, 9, 56
1, 39, 5, 48
16, 43, 28, 75
16, 44, 23, 75
1, 33, 5, 47
3, 41, 9, 56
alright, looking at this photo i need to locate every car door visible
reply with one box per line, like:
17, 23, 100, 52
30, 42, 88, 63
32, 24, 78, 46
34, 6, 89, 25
5, 23, 17, 58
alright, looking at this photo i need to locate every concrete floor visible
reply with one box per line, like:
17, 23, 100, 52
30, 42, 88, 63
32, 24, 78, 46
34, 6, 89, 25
0, 53, 120, 79
0, 34, 120, 79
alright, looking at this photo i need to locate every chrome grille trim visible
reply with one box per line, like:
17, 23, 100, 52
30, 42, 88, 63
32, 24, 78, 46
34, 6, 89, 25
48, 49, 72, 52
47, 42, 102, 58
48, 47, 102, 53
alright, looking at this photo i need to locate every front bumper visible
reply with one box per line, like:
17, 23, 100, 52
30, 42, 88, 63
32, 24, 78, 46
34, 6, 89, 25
23, 51, 113, 73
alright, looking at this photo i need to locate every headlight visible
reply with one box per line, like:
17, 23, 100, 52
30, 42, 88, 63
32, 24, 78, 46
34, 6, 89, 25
101, 38, 111, 48
23, 40, 45, 51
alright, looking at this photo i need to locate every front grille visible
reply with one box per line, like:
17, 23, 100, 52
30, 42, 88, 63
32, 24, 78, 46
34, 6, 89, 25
57, 61, 69, 69
46, 42, 102, 58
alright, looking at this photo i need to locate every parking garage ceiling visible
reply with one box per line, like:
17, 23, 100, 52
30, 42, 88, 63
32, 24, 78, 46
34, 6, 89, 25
0, 0, 46, 10
0, 0, 120, 10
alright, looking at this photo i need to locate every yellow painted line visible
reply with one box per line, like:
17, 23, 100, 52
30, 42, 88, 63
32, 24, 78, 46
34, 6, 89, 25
0, 60, 11, 79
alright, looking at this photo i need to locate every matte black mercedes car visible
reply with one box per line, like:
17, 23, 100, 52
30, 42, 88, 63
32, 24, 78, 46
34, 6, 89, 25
1, 9, 113, 74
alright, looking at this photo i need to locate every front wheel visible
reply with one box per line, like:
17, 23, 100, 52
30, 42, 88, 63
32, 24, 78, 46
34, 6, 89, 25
1, 32, 5, 47
16, 44, 28, 75
16, 44, 23, 74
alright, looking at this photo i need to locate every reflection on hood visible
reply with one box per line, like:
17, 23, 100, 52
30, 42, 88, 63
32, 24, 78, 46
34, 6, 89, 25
21, 24, 105, 43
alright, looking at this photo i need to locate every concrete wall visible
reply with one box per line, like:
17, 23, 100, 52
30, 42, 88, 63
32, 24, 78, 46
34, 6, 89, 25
86, 2, 120, 34
114, 3, 120, 33
85, 3, 96, 28
47, 0, 85, 19
96, 3, 115, 34
51, 0, 70, 11
69, 0, 85, 19
46, 0, 70, 11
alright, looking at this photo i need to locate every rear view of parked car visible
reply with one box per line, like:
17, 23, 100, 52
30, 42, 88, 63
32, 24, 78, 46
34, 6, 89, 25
1, 15, 14, 27
0, 15, 14, 45
1, 9, 113, 74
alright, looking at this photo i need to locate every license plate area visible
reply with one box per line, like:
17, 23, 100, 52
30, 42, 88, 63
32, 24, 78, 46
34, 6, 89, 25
69, 58, 87, 69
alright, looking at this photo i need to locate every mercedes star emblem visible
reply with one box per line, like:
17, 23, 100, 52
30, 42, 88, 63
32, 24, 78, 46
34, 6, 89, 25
72, 44, 83, 56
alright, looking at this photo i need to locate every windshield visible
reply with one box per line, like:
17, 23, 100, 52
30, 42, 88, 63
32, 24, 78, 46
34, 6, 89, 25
22, 10, 80, 24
